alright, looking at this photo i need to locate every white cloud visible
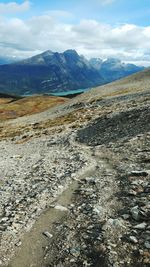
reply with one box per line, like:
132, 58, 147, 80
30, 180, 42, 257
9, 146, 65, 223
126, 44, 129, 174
0, 15, 149, 66
0, 1, 30, 14
44, 10, 74, 19
96, 0, 116, 5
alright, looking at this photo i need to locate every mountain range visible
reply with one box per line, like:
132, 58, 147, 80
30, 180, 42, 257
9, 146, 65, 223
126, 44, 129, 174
0, 56, 18, 65
89, 57, 143, 83
0, 50, 144, 96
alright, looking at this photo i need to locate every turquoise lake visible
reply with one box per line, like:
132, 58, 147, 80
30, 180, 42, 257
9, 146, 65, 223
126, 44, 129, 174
22, 88, 90, 97
49, 88, 90, 96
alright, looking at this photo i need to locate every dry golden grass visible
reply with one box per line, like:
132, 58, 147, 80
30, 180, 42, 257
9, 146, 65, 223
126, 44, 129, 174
38, 108, 88, 129
1, 90, 149, 142
0, 107, 93, 141
0, 98, 14, 104
0, 95, 67, 121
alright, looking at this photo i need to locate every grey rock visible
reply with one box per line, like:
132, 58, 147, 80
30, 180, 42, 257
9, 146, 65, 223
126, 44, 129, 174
129, 236, 138, 244
54, 205, 68, 211
70, 247, 80, 257
134, 222, 147, 230
0, 225, 7, 231
130, 206, 140, 221
42, 231, 53, 239
144, 241, 150, 249
84, 177, 96, 184
102, 218, 125, 230
122, 214, 130, 220
129, 189, 137, 196
0, 217, 9, 223
131, 180, 140, 186
93, 205, 103, 215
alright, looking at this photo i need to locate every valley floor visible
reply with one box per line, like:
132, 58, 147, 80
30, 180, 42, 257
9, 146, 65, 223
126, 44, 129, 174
0, 88, 150, 267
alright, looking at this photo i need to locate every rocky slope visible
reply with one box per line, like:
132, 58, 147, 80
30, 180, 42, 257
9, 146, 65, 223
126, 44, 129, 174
0, 69, 149, 267
0, 50, 143, 96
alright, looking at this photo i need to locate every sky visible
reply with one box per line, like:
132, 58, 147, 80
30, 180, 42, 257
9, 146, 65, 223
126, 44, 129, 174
0, 0, 150, 66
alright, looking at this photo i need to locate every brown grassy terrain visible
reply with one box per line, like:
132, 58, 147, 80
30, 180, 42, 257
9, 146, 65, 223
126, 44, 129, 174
1, 90, 149, 142
0, 108, 90, 141
0, 69, 149, 141
0, 95, 67, 121
0, 98, 14, 104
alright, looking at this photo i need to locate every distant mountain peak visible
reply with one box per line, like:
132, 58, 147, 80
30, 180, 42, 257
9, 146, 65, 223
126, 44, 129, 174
63, 49, 79, 60
89, 58, 103, 70
64, 49, 78, 55
89, 56, 144, 83
104, 58, 121, 63
90, 58, 103, 63
42, 50, 54, 56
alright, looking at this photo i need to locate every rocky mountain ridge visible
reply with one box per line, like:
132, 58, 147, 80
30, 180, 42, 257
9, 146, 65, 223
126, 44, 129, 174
0, 50, 143, 96
90, 57, 144, 82
0, 50, 104, 96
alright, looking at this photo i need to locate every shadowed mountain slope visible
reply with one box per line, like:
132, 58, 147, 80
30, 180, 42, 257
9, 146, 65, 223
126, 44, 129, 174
0, 50, 143, 96
0, 50, 104, 96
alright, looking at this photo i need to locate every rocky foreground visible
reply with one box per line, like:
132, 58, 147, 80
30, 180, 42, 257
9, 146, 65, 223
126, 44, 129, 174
0, 71, 150, 267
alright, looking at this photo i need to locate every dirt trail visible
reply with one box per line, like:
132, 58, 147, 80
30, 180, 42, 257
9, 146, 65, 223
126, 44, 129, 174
7, 146, 97, 267
0, 126, 121, 267
42, 146, 119, 267
8, 181, 78, 267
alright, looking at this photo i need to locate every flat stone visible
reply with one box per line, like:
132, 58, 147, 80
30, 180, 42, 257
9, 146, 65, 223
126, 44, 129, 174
129, 189, 137, 196
0, 225, 7, 231
93, 205, 103, 215
70, 259, 76, 263
42, 231, 53, 239
130, 206, 140, 221
134, 222, 147, 230
131, 180, 140, 186
144, 241, 150, 249
122, 214, 130, 220
70, 247, 80, 257
0, 217, 9, 223
54, 205, 68, 212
